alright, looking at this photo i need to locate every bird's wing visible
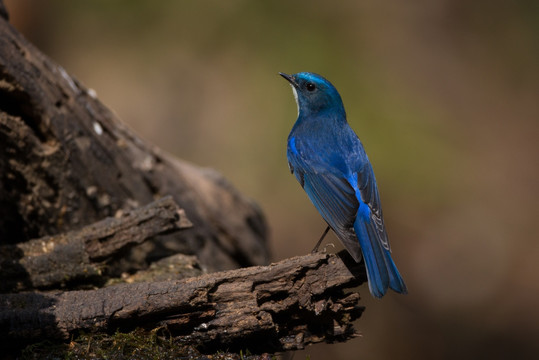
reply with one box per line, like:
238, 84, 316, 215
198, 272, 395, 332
356, 161, 390, 250
288, 146, 363, 261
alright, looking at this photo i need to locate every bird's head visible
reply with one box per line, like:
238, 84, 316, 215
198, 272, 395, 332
279, 72, 345, 117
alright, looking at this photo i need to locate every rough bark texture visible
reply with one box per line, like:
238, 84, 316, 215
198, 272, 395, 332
0, 196, 191, 292
0, 12, 268, 271
0, 3, 368, 357
0, 252, 366, 353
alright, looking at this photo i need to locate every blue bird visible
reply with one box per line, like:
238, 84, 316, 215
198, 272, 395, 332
280, 72, 407, 298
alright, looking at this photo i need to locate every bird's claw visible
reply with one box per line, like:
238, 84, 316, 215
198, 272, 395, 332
322, 243, 335, 254
311, 242, 335, 255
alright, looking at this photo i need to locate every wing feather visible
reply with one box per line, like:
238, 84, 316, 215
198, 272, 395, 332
356, 162, 390, 250
288, 145, 362, 261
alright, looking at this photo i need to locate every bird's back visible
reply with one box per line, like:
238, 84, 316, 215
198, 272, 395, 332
287, 115, 366, 262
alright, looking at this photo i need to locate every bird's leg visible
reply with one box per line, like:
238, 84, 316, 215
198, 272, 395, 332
311, 226, 330, 253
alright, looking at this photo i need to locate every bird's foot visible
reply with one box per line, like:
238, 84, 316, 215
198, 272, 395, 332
322, 243, 335, 254
312, 225, 331, 253
311, 242, 335, 254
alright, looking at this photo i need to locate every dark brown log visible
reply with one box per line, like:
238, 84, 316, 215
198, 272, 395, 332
0, 4, 369, 357
119, 253, 205, 283
0, 252, 366, 353
0, 8, 268, 271
0, 196, 191, 292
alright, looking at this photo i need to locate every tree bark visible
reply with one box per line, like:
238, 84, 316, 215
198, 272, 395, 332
0, 252, 366, 353
0, 3, 369, 357
0, 196, 191, 292
0, 10, 268, 271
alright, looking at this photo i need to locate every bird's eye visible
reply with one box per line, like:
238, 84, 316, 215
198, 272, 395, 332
306, 83, 316, 92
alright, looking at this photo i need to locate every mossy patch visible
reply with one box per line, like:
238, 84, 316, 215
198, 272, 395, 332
19, 328, 277, 360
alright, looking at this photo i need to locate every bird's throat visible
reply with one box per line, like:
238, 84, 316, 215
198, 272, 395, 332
291, 85, 299, 117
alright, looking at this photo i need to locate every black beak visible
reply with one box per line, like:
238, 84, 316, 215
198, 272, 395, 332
279, 72, 299, 88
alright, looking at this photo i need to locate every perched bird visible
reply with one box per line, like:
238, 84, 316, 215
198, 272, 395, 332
280, 72, 407, 298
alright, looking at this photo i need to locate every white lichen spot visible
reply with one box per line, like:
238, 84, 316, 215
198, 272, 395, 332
87, 88, 97, 98
86, 186, 97, 197
196, 323, 208, 330
57, 65, 79, 93
93, 121, 103, 135
140, 155, 154, 171
98, 193, 111, 207
41, 240, 56, 254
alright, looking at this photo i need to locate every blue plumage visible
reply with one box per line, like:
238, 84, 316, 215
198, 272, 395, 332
280, 72, 407, 298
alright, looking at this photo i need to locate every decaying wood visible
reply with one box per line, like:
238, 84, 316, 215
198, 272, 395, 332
0, 252, 366, 353
0, 3, 367, 357
0, 196, 191, 292
118, 253, 204, 284
0, 9, 268, 271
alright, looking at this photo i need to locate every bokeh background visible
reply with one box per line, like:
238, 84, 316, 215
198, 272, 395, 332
5, 0, 539, 359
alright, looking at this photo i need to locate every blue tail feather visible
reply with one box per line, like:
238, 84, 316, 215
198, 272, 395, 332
386, 249, 407, 295
354, 217, 407, 298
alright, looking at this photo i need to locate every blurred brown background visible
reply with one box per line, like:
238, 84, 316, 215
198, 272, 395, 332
5, 0, 538, 359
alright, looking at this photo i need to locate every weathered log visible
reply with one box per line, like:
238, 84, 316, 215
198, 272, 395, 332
0, 252, 366, 353
0, 196, 191, 292
0, 4, 368, 357
0, 5, 268, 271
118, 253, 204, 284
